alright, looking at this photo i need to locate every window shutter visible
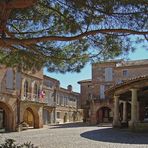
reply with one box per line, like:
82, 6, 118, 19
16, 72, 21, 90
105, 68, 113, 81
6, 69, 13, 89
100, 85, 105, 99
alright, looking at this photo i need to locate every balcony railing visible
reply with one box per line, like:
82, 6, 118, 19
21, 93, 47, 104
21, 93, 57, 107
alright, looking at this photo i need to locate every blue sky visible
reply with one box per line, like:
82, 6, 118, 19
44, 42, 148, 93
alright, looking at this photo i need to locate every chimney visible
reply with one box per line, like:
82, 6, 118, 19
67, 85, 72, 92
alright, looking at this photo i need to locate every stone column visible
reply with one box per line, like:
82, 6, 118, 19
129, 89, 138, 127
113, 95, 120, 127
38, 106, 43, 128
31, 82, 34, 101
90, 100, 96, 125
137, 101, 139, 122
122, 101, 127, 122
21, 80, 25, 100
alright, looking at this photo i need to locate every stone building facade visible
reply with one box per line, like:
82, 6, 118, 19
0, 66, 45, 132
0, 67, 82, 132
55, 85, 81, 124
78, 59, 148, 125
43, 75, 60, 125
43, 76, 83, 124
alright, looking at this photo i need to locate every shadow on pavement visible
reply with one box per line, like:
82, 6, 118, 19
49, 122, 92, 129
80, 127, 148, 144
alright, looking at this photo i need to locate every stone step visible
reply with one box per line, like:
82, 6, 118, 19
98, 122, 112, 127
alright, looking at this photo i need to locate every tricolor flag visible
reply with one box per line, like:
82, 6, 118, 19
39, 90, 46, 102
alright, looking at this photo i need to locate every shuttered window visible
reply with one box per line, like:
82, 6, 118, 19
105, 68, 113, 81
16, 72, 21, 90
57, 112, 60, 118
6, 68, 13, 89
100, 85, 105, 99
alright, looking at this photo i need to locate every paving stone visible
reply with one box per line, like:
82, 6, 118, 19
0, 123, 148, 148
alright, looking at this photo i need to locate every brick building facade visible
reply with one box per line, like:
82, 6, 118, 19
78, 59, 148, 125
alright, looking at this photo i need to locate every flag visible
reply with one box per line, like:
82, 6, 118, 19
39, 90, 46, 102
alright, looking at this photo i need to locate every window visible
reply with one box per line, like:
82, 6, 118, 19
34, 83, 38, 96
16, 72, 21, 90
65, 96, 68, 106
57, 112, 60, 118
43, 80, 53, 88
24, 80, 28, 97
38, 85, 43, 98
38, 88, 40, 98
6, 68, 13, 89
59, 95, 64, 105
63, 96, 67, 106
56, 94, 60, 105
88, 93, 92, 100
100, 85, 105, 99
123, 70, 128, 77
105, 68, 113, 81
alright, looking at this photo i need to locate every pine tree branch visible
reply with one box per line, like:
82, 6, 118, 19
0, 29, 147, 45
0, 0, 37, 9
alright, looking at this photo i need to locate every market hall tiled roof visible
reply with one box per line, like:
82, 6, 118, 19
105, 75, 148, 96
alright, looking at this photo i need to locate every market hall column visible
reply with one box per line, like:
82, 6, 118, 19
122, 101, 127, 123
129, 88, 138, 128
113, 95, 120, 127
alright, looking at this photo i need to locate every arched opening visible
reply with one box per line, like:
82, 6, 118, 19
96, 107, 112, 124
33, 82, 39, 101
43, 109, 50, 125
34, 83, 38, 95
0, 108, 5, 131
23, 107, 39, 128
64, 113, 68, 123
24, 80, 29, 98
142, 101, 148, 122
0, 102, 14, 132
127, 103, 131, 121
119, 102, 131, 123
72, 112, 77, 122
119, 103, 123, 121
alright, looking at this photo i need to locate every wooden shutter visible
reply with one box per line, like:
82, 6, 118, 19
105, 68, 113, 81
100, 85, 105, 99
6, 68, 13, 89
16, 72, 21, 90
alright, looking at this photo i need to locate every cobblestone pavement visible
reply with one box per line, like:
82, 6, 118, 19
0, 123, 148, 148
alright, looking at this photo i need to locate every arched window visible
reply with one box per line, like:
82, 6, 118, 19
24, 80, 28, 97
38, 87, 40, 98
38, 85, 43, 98
34, 83, 38, 96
